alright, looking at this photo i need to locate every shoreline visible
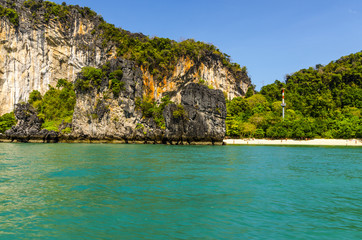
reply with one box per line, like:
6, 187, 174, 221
223, 138, 362, 146
0, 136, 223, 145
1, 135, 361, 146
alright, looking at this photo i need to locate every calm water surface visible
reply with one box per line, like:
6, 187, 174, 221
0, 143, 361, 239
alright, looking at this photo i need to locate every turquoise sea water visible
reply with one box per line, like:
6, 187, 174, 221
0, 143, 361, 240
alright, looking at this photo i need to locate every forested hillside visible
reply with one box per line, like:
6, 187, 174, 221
226, 52, 362, 139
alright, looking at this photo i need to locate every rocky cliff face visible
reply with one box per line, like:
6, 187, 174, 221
163, 83, 226, 144
71, 59, 226, 144
4, 58, 226, 144
0, 0, 109, 115
0, 0, 252, 144
0, 0, 250, 115
4, 103, 58, 142
141, 55, 249, 104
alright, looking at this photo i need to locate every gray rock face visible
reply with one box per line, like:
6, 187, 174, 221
5, 103, 58, 142
71, 58, 145, 142
164, 83, 226, 144
70, 59, 227, 144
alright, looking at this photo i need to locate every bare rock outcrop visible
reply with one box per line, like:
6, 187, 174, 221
164, 83, 226, 144
5, 103, 58, 142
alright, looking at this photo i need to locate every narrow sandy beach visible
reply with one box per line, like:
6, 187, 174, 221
224, 139, 362, 146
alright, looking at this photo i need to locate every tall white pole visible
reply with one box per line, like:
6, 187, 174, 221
281, 89, 286, 120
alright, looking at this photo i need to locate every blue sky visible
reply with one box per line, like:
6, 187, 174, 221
53, 0, 362, 90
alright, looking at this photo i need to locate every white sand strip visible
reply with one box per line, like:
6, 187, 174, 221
224, 139, 362, 146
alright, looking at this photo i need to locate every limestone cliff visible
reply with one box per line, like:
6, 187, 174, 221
4, 58, 227, 144
0, 0, 110, 115
0, 0, 252, 144
0, 0, 251, 116
69, 59, 226, 144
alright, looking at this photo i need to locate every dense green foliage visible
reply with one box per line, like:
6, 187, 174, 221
0, 112, 16, 133
135, 95, 174, 129
0, 5, 19, 27
75, 64, 125, 97
29, 79, 76, 132
23, 0, 97, 23
226, 52, 362, 139
245, 86, 255, 98
109, 70, 124, 97
75, 67, 103, 91
28, 90, 42, 104
96, 21, 244, 81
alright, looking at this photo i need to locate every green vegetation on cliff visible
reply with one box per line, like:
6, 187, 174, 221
23, 0, 96, 23
19, 0, 248, 84
135, 95, 174, 129
75, 63, 125, 97
96, 21, 244, 82
226, 52, 362, 139
29, 79, 76, 132
173, 104, 187, 120
76, 62, 176, 129
0, 112, 16, 133
0, 4, 19, 27
75, 67, 103, 91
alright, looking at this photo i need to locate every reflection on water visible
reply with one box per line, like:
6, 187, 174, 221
0, 143, 361, 239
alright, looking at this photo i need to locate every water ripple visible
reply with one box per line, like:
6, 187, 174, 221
0, 143, 361, 239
